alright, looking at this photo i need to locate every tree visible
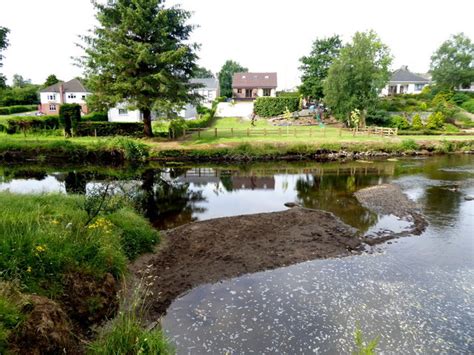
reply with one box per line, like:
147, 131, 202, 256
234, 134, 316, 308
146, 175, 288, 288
299, 35, 342, 100
324, 31, 392, 127
0, 26, 9, 88
81, 0, 198, 137
430, 33, 474, 90
12, 74, 31, 88
218, 60, 248, 98
193, 66, 214, 78
44, 74, 60, 87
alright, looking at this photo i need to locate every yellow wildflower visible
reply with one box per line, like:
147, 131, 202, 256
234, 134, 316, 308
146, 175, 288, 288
35, 245, 46, 253
26, 266, 32, 273
51, 219, 60, 225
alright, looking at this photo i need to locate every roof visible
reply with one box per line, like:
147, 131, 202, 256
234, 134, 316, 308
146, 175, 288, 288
232, 72, 277, 89
40, 78, 89, 93
190, 78, 219, 90
390, 66, 431, 84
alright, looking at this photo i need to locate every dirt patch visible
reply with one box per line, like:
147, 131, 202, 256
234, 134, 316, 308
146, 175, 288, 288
60, 272, 119, 330
8, 295, 78, 355
355, 184, 428, 242
132, 208, 365, 319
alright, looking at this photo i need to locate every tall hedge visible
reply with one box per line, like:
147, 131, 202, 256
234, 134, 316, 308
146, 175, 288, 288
5, 116, 60, 134
254, 97, 299, 117
59, 104, 81, 137
0, 105, 38, 115
75, 122, 144, 137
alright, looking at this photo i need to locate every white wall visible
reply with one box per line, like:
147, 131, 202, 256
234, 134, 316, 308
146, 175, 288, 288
216, 102, 254, 118
194, 88, 218, 103
40, 92, 60, 104
64, 92, 90, 104
108, 107, 143, 122
180, 104, 198, 120
381, 83, 427, 96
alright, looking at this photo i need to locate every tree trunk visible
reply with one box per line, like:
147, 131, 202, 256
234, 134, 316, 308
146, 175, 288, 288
143, 108, 154, 138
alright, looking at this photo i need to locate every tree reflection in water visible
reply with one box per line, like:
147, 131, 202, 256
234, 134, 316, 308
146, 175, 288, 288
140, 168, 207, 230
295, 174, 380, 233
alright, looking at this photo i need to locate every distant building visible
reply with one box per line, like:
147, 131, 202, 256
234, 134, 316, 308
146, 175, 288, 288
457, 83, 474, 93
39, 79, 91, 115
381, 66, 431, 96
232, 72, 277, 100
108, 78, 219, 122
190, 78, 220, 105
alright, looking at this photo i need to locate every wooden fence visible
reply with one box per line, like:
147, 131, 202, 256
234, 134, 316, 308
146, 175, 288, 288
169, 126, 398, 139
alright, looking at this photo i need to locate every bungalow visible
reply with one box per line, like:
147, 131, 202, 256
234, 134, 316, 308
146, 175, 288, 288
39, 78, 91, 115
108, 78, 220, 122
381, 66, 431, 96
232, 72, 277, 100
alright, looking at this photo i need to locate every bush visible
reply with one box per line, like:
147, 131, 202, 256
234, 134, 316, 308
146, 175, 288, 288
109, 137, 149, 162
0, 105, 37, 115
366, 109, 390, 126
75, 122, 144, 137
83, 112, 108, 122
444, 123, 460, 133
451, 92, 471, 106
462, 99, 474, 114
5, 115, 60, 134
59, 104, 81, 137
389, 115, 410, 130
400, 139, 419, 151
426, 111, 446, 129
254, 97, 299, 117
411, 114, 424, 130
168, 118, 188, 138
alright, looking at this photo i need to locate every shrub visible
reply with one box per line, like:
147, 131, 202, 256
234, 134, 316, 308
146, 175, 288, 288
451, 92, 471, 106
168, 118, 188, 138
0, 105, 37, 115
59, 104, 81, 137
366, 109, 390, 126
83, 112, 108, 122
418, 102, 428, 111
462, 99, 474, 113
444, 123, 460, 133
400, 139, 419, 151
389, 115, 410, 130
411, 114, 424, 130
254, 97, 299, 117
75, 122, 144, 137
6, 115, 60, 134
110, 137, 149, 161
426, 111, 446, 129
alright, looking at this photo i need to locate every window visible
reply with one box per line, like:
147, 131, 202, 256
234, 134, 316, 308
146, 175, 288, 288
67, 94, 77, 99
263, 88, 271, 96
82, 95, 86, 100
245, 89, 253, 98
49, 104, 56, 111
237, 89, 242, 94
118, 109, 128, 115
415, 84, 425, 91
47, 94, 56, 100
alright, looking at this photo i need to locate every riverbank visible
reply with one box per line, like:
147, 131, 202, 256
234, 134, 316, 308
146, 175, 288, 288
0, 133, 473, 164
0, 193, 168, 354
132, 184, 427, 321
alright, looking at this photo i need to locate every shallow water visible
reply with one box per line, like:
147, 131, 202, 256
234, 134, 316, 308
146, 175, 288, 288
1, 155, 473, 353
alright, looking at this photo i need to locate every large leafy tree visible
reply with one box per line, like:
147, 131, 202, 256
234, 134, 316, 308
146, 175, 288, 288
44, 74, 60, 88
218, 60, 248, 98
324, 31, 392, 127
12, 74, 31, 88
193, 66, 214, 78
0, 26, 9, 88
81, 0, 198, 137
299, 35, 342, 99
430, 33, 474, 90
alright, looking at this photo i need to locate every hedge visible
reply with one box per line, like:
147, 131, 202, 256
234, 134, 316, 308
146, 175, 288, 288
462, 99, 474, 114
254, 97, 299, 117
0, 105, 38, 115
4, 116, 60, 134
83, 112, 108, 122
75, 122, 144, 137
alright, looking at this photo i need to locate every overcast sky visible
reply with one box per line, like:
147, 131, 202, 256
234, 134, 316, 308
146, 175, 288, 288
1, 0, 473, 89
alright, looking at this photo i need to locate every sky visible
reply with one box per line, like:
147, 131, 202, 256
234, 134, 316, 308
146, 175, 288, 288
1, 0, 473, 89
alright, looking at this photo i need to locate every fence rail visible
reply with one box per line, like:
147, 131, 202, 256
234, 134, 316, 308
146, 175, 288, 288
168, 126, 398, 139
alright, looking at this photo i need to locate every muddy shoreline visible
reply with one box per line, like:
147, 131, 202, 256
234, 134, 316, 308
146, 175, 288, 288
132, 184, 427, 321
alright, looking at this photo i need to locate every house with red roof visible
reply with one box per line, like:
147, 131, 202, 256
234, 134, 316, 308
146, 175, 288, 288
232, 72, 277, 100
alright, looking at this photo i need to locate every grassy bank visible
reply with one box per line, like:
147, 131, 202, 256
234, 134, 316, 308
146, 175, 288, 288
0, 192, 169, 354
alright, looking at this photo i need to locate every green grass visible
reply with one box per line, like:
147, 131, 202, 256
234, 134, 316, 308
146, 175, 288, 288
0, 193, 158, 297
0, 284, 26, 353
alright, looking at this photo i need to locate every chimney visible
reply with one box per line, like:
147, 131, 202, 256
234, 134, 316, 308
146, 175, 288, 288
59, 84, 64, 104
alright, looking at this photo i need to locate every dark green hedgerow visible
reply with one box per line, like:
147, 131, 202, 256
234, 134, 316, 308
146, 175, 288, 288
254, 97, 299, 117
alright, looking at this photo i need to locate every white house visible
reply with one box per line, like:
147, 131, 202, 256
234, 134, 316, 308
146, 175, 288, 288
108, 77, 220, 122
39, 79, 91, 115
381, 66, 431, 96
458, 83, 474, 93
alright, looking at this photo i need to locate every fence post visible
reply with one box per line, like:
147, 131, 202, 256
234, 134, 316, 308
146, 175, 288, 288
231, 128, 234, 137
279, 128, 282, 136
94, 129, 97, 138
247, 128, 250, 137
183, 128, 186, 138
264, 128, 267, 136
198, 129, 201, 138
214, 128, 217, 137
353, 128, 356, 137
395, 128, 398, 136
339, 127, 342, 137
309, 128, 312, 137
294, 128, 297, 137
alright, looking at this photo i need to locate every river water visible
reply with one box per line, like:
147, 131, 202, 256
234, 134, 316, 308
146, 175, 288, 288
0, 155, 473, 353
